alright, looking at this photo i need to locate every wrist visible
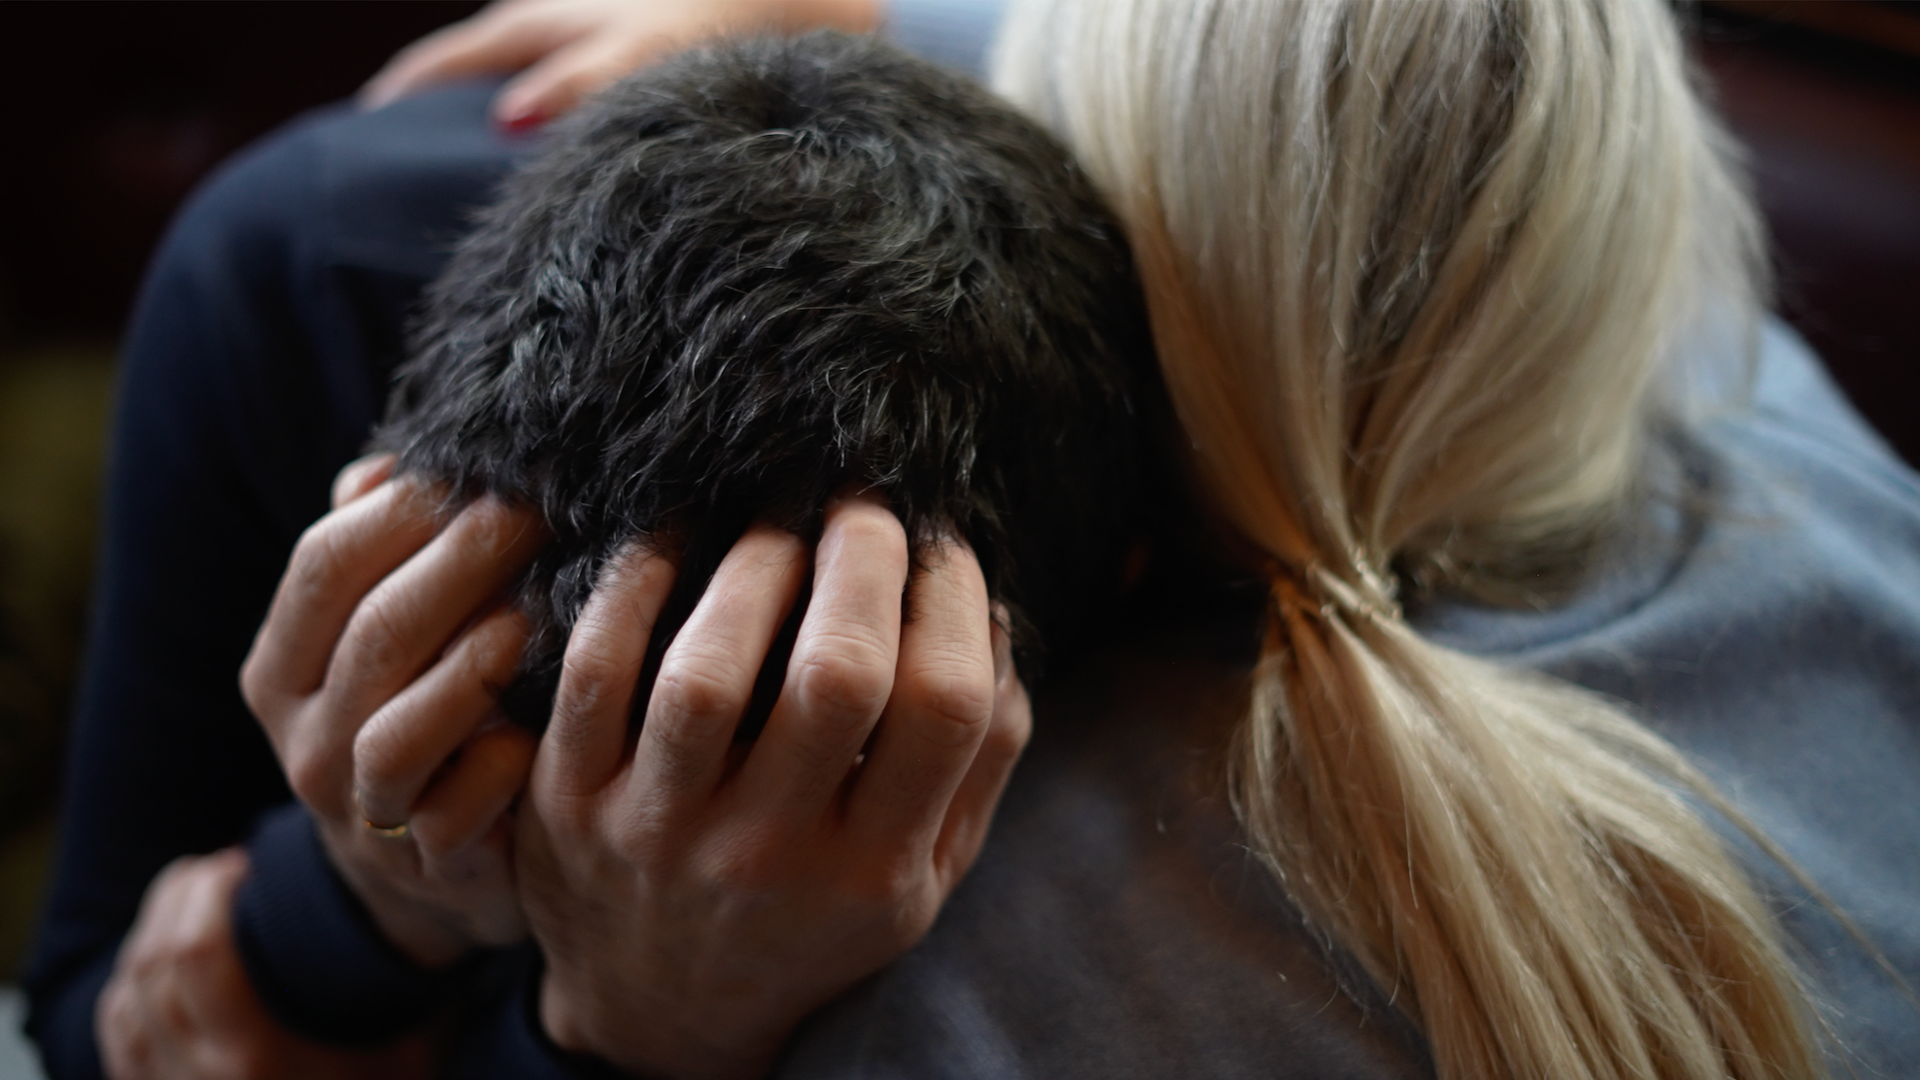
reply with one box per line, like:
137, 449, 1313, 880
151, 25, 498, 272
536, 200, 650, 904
316, 825, 473, 969
339, 861, 473, 970
236, 806, 476, 1043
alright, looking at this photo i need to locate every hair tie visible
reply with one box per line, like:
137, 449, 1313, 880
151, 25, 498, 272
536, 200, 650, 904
1266, 557, 1402, 625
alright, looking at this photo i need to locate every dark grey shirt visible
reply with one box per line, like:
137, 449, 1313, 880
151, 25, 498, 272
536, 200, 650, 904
779, 319, 1920, 1077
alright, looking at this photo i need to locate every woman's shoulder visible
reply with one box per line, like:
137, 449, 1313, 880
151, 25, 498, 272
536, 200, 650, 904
1415, 315, 1920, 661
1429, 315, 1920, 1073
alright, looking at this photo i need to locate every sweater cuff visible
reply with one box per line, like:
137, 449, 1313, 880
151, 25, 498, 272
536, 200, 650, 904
232, 802, 475, 1044
447, 950, 632, 1080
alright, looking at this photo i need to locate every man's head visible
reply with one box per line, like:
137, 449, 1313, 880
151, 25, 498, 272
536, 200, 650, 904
375, 31, 1163, 726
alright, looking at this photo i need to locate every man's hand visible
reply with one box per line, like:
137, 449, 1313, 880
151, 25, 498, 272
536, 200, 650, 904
360, 0, 883, 131
240, 455, 548, 968
519, 493, 1031, 1080
97, 849, 433, 1080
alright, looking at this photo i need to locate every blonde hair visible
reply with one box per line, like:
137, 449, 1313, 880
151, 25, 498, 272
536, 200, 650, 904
994, 1, 1823, 1077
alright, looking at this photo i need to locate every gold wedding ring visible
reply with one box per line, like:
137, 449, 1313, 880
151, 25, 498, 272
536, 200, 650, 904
364, 819, 410, 839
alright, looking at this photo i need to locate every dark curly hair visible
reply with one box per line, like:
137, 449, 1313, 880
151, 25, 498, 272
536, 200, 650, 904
374, 31, 1166, 730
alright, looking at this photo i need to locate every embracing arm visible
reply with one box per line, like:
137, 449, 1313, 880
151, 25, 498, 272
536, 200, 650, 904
95, 849, 434, 1080
362, 0, 883, 130
359, 0, 1007, 130
22, 119, 383, 1080
22, 77, 521, 1079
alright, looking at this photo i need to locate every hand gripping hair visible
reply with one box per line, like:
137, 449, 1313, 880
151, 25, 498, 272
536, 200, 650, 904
373, 31, 1166, 730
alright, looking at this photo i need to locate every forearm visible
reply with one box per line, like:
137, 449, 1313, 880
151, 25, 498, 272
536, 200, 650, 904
231, 805, 492, 1044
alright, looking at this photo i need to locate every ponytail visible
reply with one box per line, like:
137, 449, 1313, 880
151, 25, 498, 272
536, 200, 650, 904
995, 1, 1823, 1076
1241, 557, 1812, 1078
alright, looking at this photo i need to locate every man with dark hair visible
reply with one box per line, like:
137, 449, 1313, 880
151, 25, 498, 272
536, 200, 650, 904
375, 29, 1162, 725
58, 29, 1165, 1080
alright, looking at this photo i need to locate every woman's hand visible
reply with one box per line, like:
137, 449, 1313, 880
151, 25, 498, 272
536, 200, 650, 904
97, 849, 433, 1080
239, 455, 549, 968
359, 0, 882, 131
518, 493, 1031, 1080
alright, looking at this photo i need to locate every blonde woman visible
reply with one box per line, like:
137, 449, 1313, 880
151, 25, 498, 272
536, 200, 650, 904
986, 1, 1920, 1077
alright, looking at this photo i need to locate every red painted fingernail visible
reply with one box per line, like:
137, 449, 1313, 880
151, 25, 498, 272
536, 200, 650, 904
499, 105, 547, 134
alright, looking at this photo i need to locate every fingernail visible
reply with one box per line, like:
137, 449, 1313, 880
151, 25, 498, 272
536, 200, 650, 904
498, 103, 547, 134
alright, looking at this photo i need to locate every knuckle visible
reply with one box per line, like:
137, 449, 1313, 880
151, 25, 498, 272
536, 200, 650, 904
845, 860, 938, 952
238, 678, 300, 737
473, 724, 536, 778
599, 795, 666, 856
700, 829, 785, 896
790, 637, 892, 721
350, 720, 408, 797
340, 591, 413, 683
484, 498, 547, 558
559, 67, 611, 99
478, 612, 532, 672
455, 612, 524, 684
902, 665, 995, 749
651, 659, 745, 726
456, 497, 517, 550
237, 654, 270, 714
545, 683, 608, 748
282, 738, 339, 809
916, 531, 980, 581
287, 522, 348, 594
989, 698, 1034, 759
852, 857, 920, 911
558, 627, 628, 704
885, 899, 940, 954
639, 710, 706, 773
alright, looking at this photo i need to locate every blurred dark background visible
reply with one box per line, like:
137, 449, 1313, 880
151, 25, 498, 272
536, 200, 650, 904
1693, 2, 1920, 467
0, 2, 487, 343
0, 0, 1914, 979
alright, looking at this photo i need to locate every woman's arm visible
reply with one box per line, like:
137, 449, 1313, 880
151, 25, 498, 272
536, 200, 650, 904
23, 82, 524, 1078
361, 0, 883, 131
96, 850, 433, 1080
357, 0, 1008, 130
